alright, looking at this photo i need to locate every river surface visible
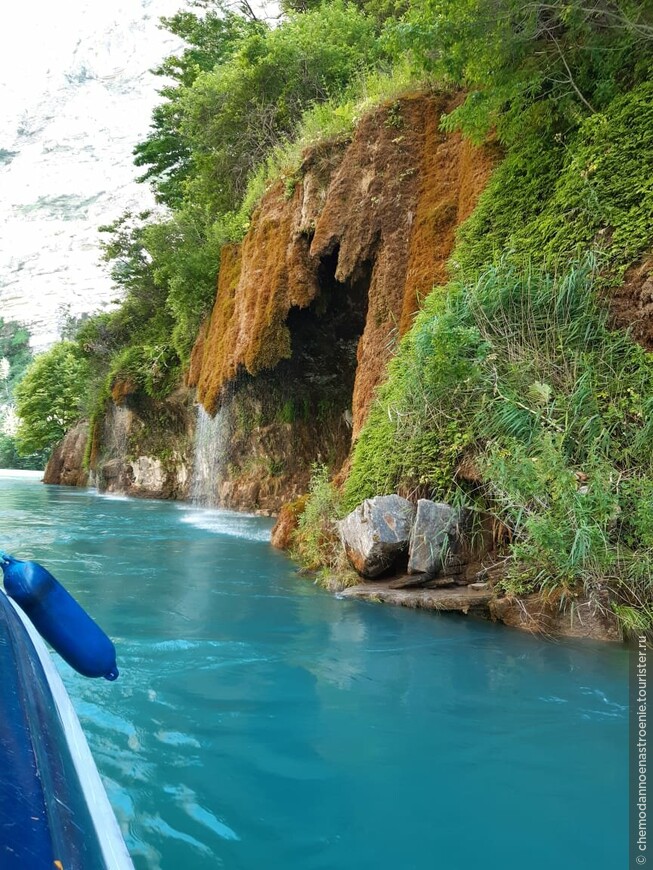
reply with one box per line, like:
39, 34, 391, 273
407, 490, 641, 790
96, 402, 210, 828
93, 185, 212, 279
0, 472, 628, 869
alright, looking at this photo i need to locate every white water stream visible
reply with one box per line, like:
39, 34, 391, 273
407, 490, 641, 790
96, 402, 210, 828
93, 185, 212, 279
190, 405, 231, 506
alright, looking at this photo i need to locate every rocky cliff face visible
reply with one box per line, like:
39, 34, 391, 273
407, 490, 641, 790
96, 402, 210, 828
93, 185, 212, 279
187, 93, 494, 511
43, 421, 90, 487
87, 385, 194, 499
46, 93, 494, 507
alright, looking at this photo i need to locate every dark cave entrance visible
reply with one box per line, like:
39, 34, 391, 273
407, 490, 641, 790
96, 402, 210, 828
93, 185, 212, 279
283, 245, 372, 440
217, 245, 373, 510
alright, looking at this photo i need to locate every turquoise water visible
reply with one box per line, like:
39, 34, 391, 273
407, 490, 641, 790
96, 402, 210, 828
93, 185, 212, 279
0, 472, 628, 869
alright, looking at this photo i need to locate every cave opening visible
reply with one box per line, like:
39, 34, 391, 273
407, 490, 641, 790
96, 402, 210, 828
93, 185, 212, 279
225, 243, 373, 474
284, 244, 372, 428
210, 245, 374, 511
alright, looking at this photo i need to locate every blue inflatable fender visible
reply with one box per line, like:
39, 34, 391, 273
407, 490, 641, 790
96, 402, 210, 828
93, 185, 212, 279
0, 553, 119, 681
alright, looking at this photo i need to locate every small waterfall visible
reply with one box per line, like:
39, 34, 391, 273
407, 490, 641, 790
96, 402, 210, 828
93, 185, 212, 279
190, 405, 231, 506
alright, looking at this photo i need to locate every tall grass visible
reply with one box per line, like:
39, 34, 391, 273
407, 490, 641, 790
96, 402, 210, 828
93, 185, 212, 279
291, 464, 359, 590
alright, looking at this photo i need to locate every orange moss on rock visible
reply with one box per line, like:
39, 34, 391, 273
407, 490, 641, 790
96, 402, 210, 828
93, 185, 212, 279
271, 495, 308, 549
186, 318, 209, 388
195, 243, 243, 413
308, 94, 495, 435
192, 92, 495, 434
309, 97, 425, 436
110, 377, 138, 406
400, 107, 497, 332
194, 187, 321, 414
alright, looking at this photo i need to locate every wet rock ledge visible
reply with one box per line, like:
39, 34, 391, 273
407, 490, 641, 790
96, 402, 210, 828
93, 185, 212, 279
338, 579, 622, 642
339, 581, 493, 615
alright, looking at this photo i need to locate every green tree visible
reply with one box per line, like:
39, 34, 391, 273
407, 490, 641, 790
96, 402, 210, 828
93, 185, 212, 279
92, 0, 387, 399
0, 319, 41, 469
0, 434, 48, 471
181, 1, 385, 213
143, 208, 228, 360
281, 0, 407, 21
0, 318, 32, 395
133, 3, 262, 207
15, 343, 89, 455
97, 211, 176, 352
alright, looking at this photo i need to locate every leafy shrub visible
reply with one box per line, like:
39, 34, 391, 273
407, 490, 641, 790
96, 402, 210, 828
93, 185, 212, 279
133, 7, 262, 208
181, 1, 386, 214
388, 0, 653, 146
15, 343, 89, 455
237, 57, 420, 216
108, 345, 181, 402
455, 82, 653, 278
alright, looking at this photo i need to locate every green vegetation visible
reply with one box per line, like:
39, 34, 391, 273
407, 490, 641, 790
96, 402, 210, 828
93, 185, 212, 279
180, 1, 385, 215
72, 0, 651, 421
0, 318, 31, 398
346, 263, 653, 628
337, 0, 653, 631
394, 0, 652, 141
0, 434, 39, 470
455, 81, 653, 277
133, 5, 261, 209
46, 0, 394, 435
14, 343, 89, 456
0, 319, 48, 469
291, 464, 358, 589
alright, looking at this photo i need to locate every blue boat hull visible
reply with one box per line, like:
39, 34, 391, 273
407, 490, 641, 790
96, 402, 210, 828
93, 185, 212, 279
0, 591, 131, 868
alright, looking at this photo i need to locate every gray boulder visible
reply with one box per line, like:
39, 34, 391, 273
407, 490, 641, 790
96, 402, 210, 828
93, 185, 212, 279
338, 495, 416, 578
407, 500, 459, 575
